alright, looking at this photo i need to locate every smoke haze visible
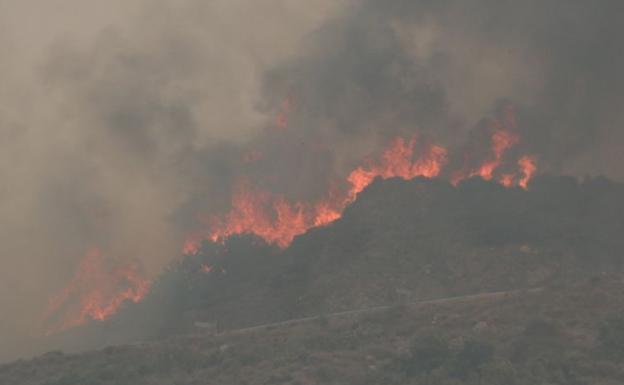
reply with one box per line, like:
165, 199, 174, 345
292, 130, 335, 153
1, 0, 623, 360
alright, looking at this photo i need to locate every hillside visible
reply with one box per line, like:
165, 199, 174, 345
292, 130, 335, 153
4, 274, 624, 384
5, 174, 624, 383
127, 175, 624, 336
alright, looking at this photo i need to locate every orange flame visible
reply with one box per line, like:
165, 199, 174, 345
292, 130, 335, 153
184, 103, 537, 252
208, 184, 313, 248
452, 129, 520, 185
347, 138, 447, 200
45, 104, 541, 332
313, 201, 342, 226
518, 155, 537, 189
196, 137, 448, 250
474, 130, 519, 180
43, 249, 150, 334
184, 128, 538, 254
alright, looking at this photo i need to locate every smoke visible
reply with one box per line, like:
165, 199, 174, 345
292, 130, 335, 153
1, 0, 623, 360
0, 0, 347, 360
258, 0, 624, 176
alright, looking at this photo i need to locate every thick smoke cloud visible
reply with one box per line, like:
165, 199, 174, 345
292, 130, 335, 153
1, 0, 623, 360
259, 0, 624, 178
0, 0, 346, 360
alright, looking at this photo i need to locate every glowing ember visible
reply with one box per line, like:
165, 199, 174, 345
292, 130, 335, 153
43, 249, 150, 334
200, 264, 213, 274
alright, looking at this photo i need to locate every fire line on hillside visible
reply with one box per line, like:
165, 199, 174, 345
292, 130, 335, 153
185, 115, 537, 253
44, 108, 537, 334
42, 249, 150, 335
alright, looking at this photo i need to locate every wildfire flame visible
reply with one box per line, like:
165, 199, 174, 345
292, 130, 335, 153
186, 129, 537, 252
47, 107, 540, 331
475, 130, 520, 181
186, 137, 449, 252
208, 186, 311, 248
347, 138, 447, 200
451, 129, 520, 185
43, 249, 150, 334
518, 155, 537, 189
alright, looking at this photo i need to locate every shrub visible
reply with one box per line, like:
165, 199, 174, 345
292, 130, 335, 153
452, 339, 494, 378
598, 316, 624, 358
403, 334, 451, 375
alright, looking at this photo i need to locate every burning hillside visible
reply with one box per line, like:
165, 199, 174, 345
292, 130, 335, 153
43, 103, 540, 334
32, 173, 624, 358
42, 250, 150, 334
163, 175, 624, 333
184, 105, 537, 253
8, 0, 623, 367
